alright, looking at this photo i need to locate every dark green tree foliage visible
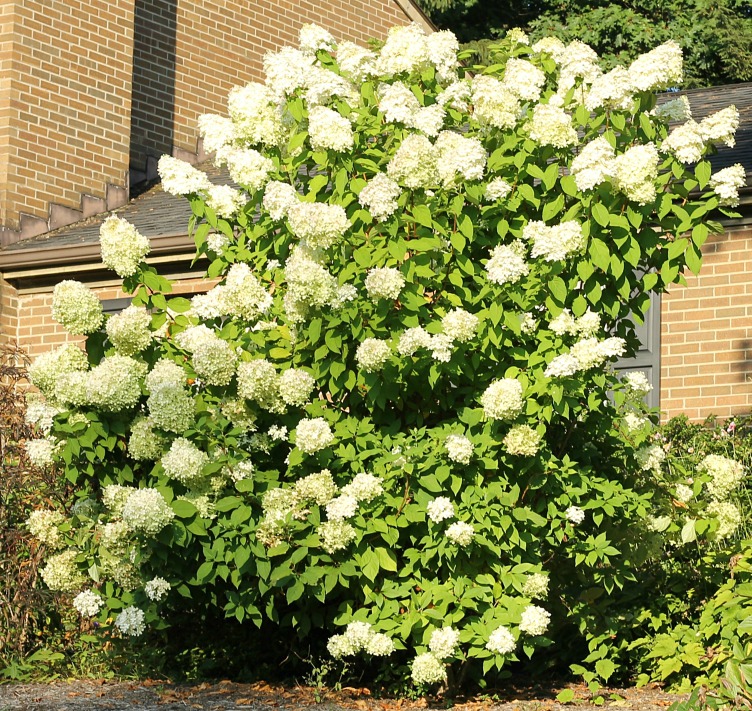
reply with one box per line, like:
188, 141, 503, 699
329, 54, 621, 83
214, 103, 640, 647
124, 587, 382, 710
418, 0, 752, 87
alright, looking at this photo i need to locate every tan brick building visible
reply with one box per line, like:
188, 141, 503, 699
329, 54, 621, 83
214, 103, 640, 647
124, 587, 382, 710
0, 1, 750, 422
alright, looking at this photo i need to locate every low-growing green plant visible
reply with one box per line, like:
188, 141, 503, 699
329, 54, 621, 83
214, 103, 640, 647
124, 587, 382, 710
19, 22, 747, 691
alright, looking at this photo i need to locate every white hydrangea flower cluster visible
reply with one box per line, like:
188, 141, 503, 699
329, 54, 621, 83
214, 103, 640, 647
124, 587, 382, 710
566, 506, 585, 524
318, 519, 357, 553
205, 183, 245, 217
51, 280, 104, 335
611, 143, 660, 205
636, 444, 666, 473
294, 417, 334, 454
115, 606, 146, 636
486, 241, 529, 285
471, 75, 520, 130
365, 267, 405, 301
145, 577, 171, 601
503, 58, 545, 102
295, 469, 338, 505
308, 105, 354, 152
411, 652, 447, 685
102, 485, 131, 516
628, 41, 683, 92
356, 338, 392, 372
76, 355, 148, 412
654, 96, 692, 121
339, 473, 382, 502
662, 118, 707, 164
223, 459, 253, 485
73, 589, 103, 617
486, 626, 516, 655
549, 309, 600, 337
554, 40, 600, 95
709, 164, 746, 207
237, 358, 315, 411
106, 305, 152, 356
522, 573, 549, 599
545, 336, 626, 377
437, 80, 471, 111
358, 173, 402, 221
699, 454, 745, 501
707, 500, 742, 540
378, 81, 442, 135
429, 626, 461, 659
481, 378, 524, 420
158, 155, 212, 196
397, 327, 432, 357
283, 245, 340, 322
429, 333, 454, 363
162, 437, 209, 485
697, 106, 738, 150
326, 494, 359, 521
99, 215, 150, 278
25, 399, 60, 435
427, 496, 455, 523
623, 371, 653, 396
524, 220, 584, 262
227, 82, 285, 147
219, 146, 273, 192
121, 487, 175, 535
237, 359, 284, 412
441, 308, 478, 343
337, 41, 377, 83
675, 484, 694, 503
192, 263, 272, 322
41, 549, 86, 592
173, 325, 215, 352
287, 201, 350, 250
568, 336, 626, 369
445, 434, 473, 465
387, 133, 439, 189
435, 130, 487, 186
570, 136, 615, 191
485, 177, 513, 202
146, 359, 194, 433
25, 437, 56, 468
528, 103, 578, 148
624, 412, 648, 433
376, 24, 432, 77
26, 509, 65, 549
263, 44, 313, 97
191, 336, 238, 386
127, 417, 167, 461
585, 66, 633, 112
518, 605, 551, 636
263, 181, 299, 221
445, 521, 474, 546
298, 23, 335, 56
327, 620, 395, 658
197, 112, 235, 154
278, 369, 316, 408
503, 425, 542, 456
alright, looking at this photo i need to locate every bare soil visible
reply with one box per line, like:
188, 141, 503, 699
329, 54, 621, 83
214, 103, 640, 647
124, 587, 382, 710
0, 679, 686, 711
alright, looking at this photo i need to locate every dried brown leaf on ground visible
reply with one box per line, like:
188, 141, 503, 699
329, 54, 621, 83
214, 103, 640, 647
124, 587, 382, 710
0, 680, 686, 711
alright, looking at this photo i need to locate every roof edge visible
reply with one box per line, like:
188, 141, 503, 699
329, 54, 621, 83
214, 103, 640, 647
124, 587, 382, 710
393, 0, 436, 32
0, 232, 194, 270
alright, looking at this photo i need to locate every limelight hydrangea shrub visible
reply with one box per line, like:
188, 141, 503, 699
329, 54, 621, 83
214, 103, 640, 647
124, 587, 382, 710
25, 23, 747, 686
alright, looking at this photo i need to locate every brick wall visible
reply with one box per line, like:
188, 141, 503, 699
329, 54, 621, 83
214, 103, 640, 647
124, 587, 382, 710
661, 224, 752, 421
0, 0, 135, 234
0, 275, 216, 361
130, 0, 417, 168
